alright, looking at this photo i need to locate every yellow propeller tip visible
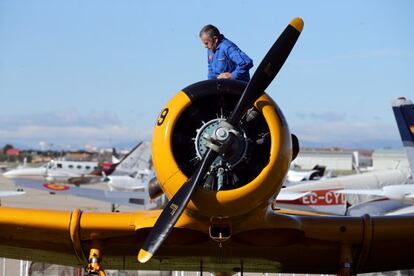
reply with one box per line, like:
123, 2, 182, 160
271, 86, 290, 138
138, 249, 153, 263
290, 17, 304, 32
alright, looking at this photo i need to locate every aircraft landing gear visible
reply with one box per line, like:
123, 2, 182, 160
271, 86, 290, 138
86, 243, 106, 276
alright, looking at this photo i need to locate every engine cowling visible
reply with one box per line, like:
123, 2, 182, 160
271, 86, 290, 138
151, 79, 292, 217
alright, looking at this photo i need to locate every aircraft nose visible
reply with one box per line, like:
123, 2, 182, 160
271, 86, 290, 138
2, 170, 16, 178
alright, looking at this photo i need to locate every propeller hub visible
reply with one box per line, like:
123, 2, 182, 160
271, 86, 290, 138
194, 118, 248, 168
215, 127, 229, 141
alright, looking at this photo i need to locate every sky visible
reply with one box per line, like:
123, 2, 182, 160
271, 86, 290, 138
0, 0, 413, 150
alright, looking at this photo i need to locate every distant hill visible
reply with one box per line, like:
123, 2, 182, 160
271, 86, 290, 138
299, 138, 403, 150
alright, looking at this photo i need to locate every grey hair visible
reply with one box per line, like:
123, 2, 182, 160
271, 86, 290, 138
199, 24, 220, 40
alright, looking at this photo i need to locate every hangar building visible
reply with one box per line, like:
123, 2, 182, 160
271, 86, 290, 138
372, 148, 409, 170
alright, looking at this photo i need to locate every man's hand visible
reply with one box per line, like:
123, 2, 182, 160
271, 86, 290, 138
217, 72, 232, 79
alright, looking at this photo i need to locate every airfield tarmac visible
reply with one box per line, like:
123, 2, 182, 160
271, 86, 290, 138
0, 173, 136, 212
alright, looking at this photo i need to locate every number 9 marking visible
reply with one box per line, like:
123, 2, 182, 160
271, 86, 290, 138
157, 108, 169, 126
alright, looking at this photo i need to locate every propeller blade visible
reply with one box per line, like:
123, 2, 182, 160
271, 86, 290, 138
138, 149, 218, 263
227, 17, 304, 126
138, 17, 304, 263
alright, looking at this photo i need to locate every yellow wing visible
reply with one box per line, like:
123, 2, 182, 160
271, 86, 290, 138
1, 206, 414, 274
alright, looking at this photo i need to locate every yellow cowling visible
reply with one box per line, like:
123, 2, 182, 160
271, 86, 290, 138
151, 80, 292, 218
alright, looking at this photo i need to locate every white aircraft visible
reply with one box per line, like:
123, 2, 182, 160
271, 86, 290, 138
2, 159, 107, 184
92, 142, 155, 194
94, 141, 164, 208
275, 97, 414, 215
111, 141, 152, 176
11, 141, 163, 209
334, 97, 414, 215
277, 171, 411, 215
102, 170, 152, 191
2, 141, 150, 184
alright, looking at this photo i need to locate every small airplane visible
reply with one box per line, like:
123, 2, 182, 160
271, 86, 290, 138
11, 141, 161, 209
2, 18, 414, 276
66, 141, 152, 185
2, 141, 148, 185
276, 188, 348, 215
334, 97, 414, 216
2, 159, 108, 184
276, 97, 414, 216
276, 168, 411, 215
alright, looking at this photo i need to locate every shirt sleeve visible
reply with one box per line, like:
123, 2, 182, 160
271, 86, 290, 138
226, 45, 253, 80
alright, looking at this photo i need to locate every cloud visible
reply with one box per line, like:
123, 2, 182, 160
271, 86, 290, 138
292, 49, 414, 66
290, 58, 332, 66
0, 111, 401, 150
296, 111, 347, 122
336, 49, 414, 60
0, 110, 122, 130
0, 125, 152, 149
291, 121, 400, 148
0, 111, 151, 148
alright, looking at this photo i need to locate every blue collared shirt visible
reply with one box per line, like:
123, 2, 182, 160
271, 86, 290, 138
207, 35, 253, 82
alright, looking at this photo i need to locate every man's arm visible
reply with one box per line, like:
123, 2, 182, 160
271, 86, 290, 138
226, 45, 253, 80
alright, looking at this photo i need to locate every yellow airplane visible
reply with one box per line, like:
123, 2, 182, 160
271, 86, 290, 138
0, 17, 414, 276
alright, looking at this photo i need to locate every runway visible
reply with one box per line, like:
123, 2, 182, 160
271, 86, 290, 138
0, 174, 136, 212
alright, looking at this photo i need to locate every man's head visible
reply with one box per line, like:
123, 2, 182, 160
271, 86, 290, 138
199, 24, 220, 51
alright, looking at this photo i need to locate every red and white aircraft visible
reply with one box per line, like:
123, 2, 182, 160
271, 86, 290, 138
275, 97, 414, 216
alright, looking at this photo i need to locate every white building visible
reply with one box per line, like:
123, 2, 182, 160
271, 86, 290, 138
372, 148, 408, 171
293, 149, 355, 171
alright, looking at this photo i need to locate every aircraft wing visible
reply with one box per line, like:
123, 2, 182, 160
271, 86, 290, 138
67, 176, 103, 185
276, 191, 310, 200
386, 205, 414, 216
0, 190, 25, 197
0, 207, 414, 273
347, 199, 410, 216
13, 179, 152, 208
335, 189, 385, 196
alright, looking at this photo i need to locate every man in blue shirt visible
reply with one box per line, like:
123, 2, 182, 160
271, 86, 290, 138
199, 25, 253, 82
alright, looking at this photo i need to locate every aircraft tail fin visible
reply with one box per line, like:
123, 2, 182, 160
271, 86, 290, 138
392, 97, 414, 174
112, 141, 152, 175
112, 147, 121, 164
